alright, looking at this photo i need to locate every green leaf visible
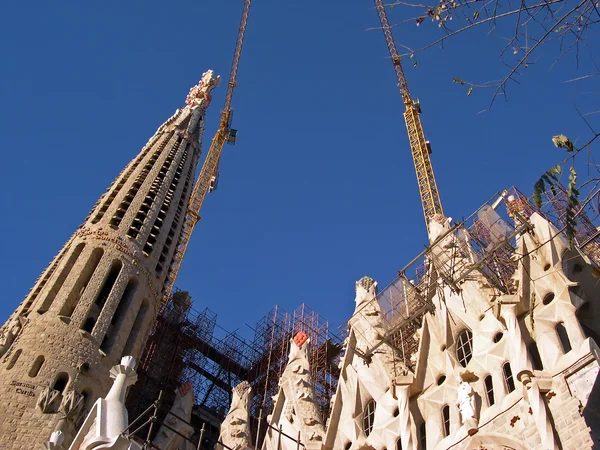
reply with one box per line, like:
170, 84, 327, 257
467, 87, 473, 96
473, 10, 480, 19
413, 60, 418, 67
452, 77, 466, 85
552, 134, 575, 152
533, 165, 562, 208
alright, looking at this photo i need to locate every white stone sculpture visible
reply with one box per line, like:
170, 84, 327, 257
217, 381, 252, 450
456, 378, 478, 435
68, 356, 138, 450
43, 430, 65, 450
152, 382, 195, 450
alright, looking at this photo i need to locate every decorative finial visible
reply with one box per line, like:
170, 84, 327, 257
357, 276, 376, 292
185, 70, 221, 108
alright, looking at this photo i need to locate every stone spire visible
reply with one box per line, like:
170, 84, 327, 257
153, 382, 196, 450
262, 333, 326, 450
0, 71, 219, 450
218, 381, 253, 450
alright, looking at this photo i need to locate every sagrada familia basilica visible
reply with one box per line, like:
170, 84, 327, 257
1, 5, 600, 450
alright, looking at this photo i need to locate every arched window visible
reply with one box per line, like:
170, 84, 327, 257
528, 342, 544, 370
53, 373, 69, 393
418, 422, 427, 449
363, 400, 376, 437
503, 362, 515, 393
457, 330, 473, 367
28, 355, 45, 377
6, 349, 22, 370
556, 323, 572, 353
484, 375, 495, 406
442, 405, 450, 437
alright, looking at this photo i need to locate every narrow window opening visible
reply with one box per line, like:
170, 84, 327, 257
556, 323, 572, 353
484, 375, 495, 406
396, 438, 402, 450
82, 317, 96, 333
493, 332, 503, 343
60, 248, 104, 317
101, 279, 138, 354
28, 355, 45, 377
437, 375, 446, 385
6, 349, 22, 370
442, 405, 450, 437
503, 362, 515, 393
419, 422, 427, 449
457, 330, 473, 367
528, 342, 544, 370
53, 373, 69, 393
111, 142, 164, 229
363, 400, 376, 437
94, 260, 123, 311
122, 299, 149, 357
38, 243, 85, 314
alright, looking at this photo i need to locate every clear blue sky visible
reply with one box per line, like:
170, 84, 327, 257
0, 1, 597, 338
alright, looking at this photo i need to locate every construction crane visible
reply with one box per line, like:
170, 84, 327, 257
373, 0, 444, 231
161, 0, 252, 306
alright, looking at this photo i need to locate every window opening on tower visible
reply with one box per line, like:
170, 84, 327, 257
91, 144, 153, 224
82, 260, 123, 334
28, 355, 45, 378
59, 248, 104, 318
128, 138, 182, 242
6, 349, 22, 370
156, 149, 194, 275
37, 243, 85, 314
145, 148, 189, 258
100, 278, 138, 355
111, 139, 166, 229
122, 298, 149, 358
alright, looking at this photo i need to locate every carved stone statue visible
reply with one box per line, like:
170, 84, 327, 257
153, 382, 195, 450
456, 378, 479, 435
0, 316, 24, 358
217, 381, 252, 450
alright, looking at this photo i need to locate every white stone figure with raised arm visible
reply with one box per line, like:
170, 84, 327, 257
456, 377, 478, 435
217, 381, 253, 450
152, 382, 196, 450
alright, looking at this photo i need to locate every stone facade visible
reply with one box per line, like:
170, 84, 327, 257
0, 71, 220, 450
256, 208, 600, 449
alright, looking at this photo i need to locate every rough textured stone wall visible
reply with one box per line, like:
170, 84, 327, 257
0, 106, 203, 450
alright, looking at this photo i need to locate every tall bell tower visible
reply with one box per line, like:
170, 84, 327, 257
0, 70, 220, 450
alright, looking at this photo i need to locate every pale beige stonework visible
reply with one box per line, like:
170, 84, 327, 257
0, 73, 219, 450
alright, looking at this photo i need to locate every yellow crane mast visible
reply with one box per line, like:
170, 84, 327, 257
162, 0, 252, 306
373, 0, 444, 230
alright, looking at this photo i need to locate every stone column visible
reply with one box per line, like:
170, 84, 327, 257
394, 376, 416, 450
503, 303, 558, 450
104, 356, 138, 439
519, 371, 558, 450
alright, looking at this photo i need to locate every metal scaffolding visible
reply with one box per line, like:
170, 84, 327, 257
126, 296, 342, 448
343, 185, 600, 375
